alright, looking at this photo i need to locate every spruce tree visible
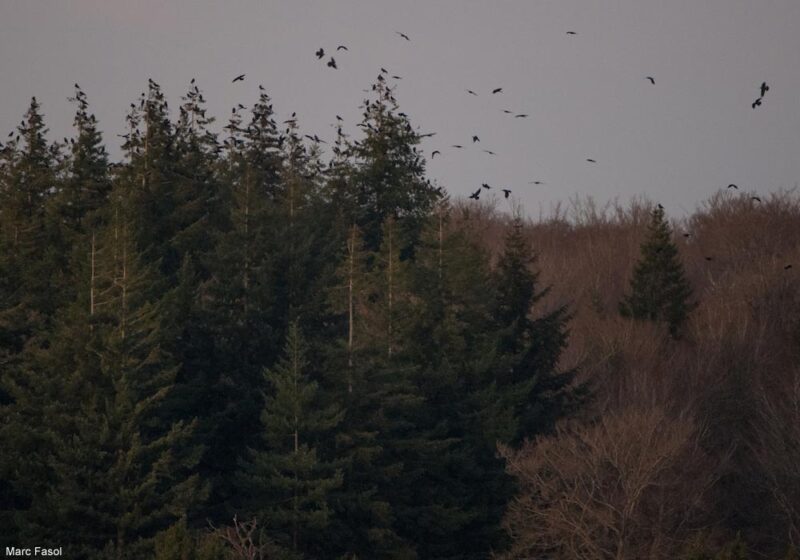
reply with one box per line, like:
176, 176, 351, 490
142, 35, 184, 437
237, 322, 344, 559
491, 214, 580, 443
620, 205, 694, 336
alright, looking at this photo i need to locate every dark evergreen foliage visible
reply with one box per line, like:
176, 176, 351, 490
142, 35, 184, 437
620, 205, 695, 336
0, 80, 581, 559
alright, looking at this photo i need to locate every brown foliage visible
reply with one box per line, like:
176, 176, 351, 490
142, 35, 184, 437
472, 190, 800, 557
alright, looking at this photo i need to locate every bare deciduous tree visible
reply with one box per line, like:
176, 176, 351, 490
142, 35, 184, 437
498, 407, 720, 560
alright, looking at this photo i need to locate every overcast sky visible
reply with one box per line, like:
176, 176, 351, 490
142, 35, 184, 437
1, 0, 799, 217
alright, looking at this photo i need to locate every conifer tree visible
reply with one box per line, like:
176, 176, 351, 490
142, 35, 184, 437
491, 214, 580, 443
237, 322, 344, 559
7, 182, 205, 558
620, 205, 694, 336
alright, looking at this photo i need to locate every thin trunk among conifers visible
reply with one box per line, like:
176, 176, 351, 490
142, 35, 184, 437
347, 223, 356, 394
387, 216, 394, 358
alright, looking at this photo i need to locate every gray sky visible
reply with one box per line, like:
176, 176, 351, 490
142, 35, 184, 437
1, 0, 799, 217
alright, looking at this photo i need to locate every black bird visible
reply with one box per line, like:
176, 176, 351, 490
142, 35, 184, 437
502, 189, 512, 198
232, 74, 246, 83
657, 203, 664, 210
392, 75, 402, 80
481, 183, 491, 189
469, 189, 481, 200
452, 144, 463, 149
483, 149, 496, 155
472, 135, 480, 143
515, 114, 528, 118
502, 110, 514, 114
752, 97, 762, 109
566, 31, 577, 35
751, 196, 762, 202
586, 158, 597, 163
492, 87, 503, 94
760, 81, 769, 97
396, 31, 410, 41
467, 89, 478, 96
784, 264, 793, 270
190, 78, 196, 84
336, 115, 343, 121
529, 180, 544, 185
727, 184, 738, 190
431, 150, 440, 159
646, 76, 655, 85
337, 45, 348, 51
327, 57, 337, 69
316, 48, 325, 59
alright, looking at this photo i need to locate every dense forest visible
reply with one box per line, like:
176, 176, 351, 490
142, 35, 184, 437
0, 80, 798, 560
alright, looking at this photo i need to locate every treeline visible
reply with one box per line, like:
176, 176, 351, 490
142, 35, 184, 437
0, 78, 798, 559
0, 80, 579, 559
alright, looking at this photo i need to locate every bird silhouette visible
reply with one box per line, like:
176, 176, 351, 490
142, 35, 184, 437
472, 135, 480, 143
727, 184, 738, 190
502, 189, 512, 198
483, 150, 496, 155
469, 189, 481, 200
431, 150, 440, 159
467, 89, 478, 96
566, 31, 577, 35
337, 45, 348, 51
646, 76, 655, 85
335, 115, 343, 121
316, 48, 325, 59
752, 98, 762, 109
492, 87, 503, 94
514, 114, 528, 118
760, 81, 769, 97
396, 31, 410, 41
502, 110, 514, 114
452, 144, 463, 149
327, 57, 337, 69
586, 158, 597, 163
529, 180, 544, 185
481, 183, 491, 189
232, 74, 246, 83
751, 196, 762, 202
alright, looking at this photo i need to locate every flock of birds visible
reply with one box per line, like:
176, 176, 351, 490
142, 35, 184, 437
218, 29, 791, 271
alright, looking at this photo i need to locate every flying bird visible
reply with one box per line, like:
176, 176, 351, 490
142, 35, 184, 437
469, 189, 481, 200
316, 48, 325, 59
566, 31, 577, 35
646, 76, 655, 85
528, 180, 544, 185
452, 144, 463, 149
492, 88, 503, 94
502, 110, 514, 114
586, 158, 597, 163
431, 150, 440, 159
467, 89, 478, 96
752, 97, 762, 109
483, 150, 496, 155
760, 81, 769, 97
514, 114, 528, 118
481, 183, 491, 190
502, 189, 512, 198
327, 57, 337, 69
232, 74, 246, 83
336, 45, 348, 51
727, 184, 738, 190
396, 31, 410, 41
472, 135, 480, 143
751, 196, 762, 202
